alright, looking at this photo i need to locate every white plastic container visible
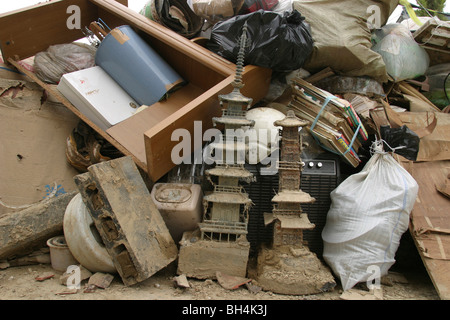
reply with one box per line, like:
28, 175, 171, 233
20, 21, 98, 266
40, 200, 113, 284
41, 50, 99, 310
151, 183, 203, 244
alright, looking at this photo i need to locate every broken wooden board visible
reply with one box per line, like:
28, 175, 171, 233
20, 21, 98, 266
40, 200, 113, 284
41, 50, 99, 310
304, 67, 335, 84
0, 191, 77, 260
413, 17, 450, 66
399, 158, 450, 300
74, 156, 178, 286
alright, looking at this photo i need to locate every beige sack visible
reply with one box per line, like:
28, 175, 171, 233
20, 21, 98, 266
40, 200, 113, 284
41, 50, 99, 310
293, 0, 399, 83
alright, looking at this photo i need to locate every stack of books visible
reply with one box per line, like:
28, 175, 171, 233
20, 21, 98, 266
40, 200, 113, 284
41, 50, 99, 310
289, 77, 368, 167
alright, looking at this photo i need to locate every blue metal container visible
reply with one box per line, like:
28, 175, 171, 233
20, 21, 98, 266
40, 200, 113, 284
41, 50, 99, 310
95, 25, 184, 106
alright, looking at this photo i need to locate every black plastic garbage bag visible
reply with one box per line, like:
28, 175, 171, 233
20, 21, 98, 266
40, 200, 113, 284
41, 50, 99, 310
380, 125, 420, 161
207, 9, 314, 72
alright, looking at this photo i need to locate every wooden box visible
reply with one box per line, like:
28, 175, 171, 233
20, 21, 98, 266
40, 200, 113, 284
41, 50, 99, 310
0, 0, 272, 182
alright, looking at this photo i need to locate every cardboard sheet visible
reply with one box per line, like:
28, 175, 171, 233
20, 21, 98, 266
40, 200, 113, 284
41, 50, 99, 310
0, 79, 79, 216
398, 112, 450, 161
400, 159, 450, 299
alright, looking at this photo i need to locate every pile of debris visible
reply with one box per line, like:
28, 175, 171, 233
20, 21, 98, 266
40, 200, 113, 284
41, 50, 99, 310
0, 0, 449, 300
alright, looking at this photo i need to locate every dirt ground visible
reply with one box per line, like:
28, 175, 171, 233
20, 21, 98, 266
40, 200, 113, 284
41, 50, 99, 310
0, 261, 439, 301
0, 233, 440, 301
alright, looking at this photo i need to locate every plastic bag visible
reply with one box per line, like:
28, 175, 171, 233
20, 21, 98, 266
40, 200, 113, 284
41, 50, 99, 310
187, 0, 242, 23
380, 125, 420, 161
271, 0, 293, 13
33, 43, 96, 84
207, 9, 313, 72
141, 0, 204, 38
293, 0, 398, 84
372, 24, 430, 82
237, 0, 280, 14
322, 141, 419, 291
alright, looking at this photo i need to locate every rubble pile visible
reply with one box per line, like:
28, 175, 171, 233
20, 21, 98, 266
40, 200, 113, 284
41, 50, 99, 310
0, 0, 449, 301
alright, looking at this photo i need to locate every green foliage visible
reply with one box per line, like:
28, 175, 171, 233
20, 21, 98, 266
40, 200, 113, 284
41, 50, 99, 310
415, 0, 448, 20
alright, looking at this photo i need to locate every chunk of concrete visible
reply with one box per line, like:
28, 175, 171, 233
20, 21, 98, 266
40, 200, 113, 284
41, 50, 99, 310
88, 272, 114, 289
74, 156, 178, 286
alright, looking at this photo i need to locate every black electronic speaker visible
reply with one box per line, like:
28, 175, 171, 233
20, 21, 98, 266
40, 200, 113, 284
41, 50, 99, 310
244, 153, 341, 258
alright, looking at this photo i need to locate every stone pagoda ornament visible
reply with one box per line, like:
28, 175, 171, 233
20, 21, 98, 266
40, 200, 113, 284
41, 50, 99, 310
177, 24, 255, 280
254, 110, 336, 295
264, 110, 315, 245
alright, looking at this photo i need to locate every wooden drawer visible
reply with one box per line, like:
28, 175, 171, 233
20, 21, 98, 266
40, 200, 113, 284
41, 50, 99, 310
0, 0, 271, 182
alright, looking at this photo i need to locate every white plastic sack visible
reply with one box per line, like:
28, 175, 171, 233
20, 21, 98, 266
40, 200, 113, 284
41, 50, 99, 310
322, 141, 419, 291
372, 23, 430, 82
33, 43, 96, 84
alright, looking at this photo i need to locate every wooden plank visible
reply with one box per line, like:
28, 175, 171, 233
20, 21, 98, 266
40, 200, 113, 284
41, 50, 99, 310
89, 0, 236, 77
144, 65, 272, 182
0, 0, 97, 61
304, 67, 335, 84
413, 17, 450, 53
399, 158, 450, 300
97, 0, 129, 29
0, 0, 128, 62
144, 76, 232, 182
413, 17, 450, 66
106, 83, 205, 166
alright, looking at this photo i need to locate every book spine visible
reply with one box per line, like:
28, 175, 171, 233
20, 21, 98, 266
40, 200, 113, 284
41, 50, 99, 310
337, 135, 360, 162
351, 107, 368, 141
344, 103, 368, 141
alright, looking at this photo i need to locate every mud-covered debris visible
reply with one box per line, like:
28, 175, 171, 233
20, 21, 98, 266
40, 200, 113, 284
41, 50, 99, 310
173, 274, 190, 288
216, 271, 251, 290
88, 272, 114, 289
35, 272, 54, 281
